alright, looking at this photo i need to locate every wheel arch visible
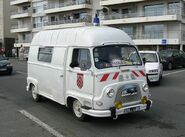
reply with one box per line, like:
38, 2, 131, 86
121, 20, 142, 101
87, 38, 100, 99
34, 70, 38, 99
66, 95, 80, 108
27, 77, 39, 92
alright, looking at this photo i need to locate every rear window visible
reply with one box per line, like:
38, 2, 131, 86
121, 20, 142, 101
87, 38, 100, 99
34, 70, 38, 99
159, 50, 173, 57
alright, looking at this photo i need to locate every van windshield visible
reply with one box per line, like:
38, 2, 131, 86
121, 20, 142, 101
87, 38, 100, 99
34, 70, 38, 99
93, 45, 142, 69
140, 53, 158, 63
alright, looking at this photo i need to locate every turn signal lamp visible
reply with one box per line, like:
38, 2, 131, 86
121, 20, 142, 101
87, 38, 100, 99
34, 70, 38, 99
141, 96, 148, 104
115, 101, 123, 109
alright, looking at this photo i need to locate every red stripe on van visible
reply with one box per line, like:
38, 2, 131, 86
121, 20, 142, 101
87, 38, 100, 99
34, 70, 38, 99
132, 71, 139, 77
100, 73, 110, 82
139, 70, 146, 77
112, 72, 119, 80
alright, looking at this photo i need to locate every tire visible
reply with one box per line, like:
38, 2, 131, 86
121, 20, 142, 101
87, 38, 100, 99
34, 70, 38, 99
160, 75, 163, 80
8, 70, 12, 75
183, 64, 185, 68
72, 99, 86, 121
156, 79, 161, 85
168, 62, 173, 70
31, 85, 41, 102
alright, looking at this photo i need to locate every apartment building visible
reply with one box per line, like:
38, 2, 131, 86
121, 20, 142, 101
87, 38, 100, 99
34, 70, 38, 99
10, 0, 101, 51
0, 0, 16, 56
100, 0, 185, 51
10, 0, 185, 53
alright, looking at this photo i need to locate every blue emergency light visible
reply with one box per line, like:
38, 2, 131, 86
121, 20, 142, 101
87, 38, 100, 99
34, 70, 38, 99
93, 14, 100, 26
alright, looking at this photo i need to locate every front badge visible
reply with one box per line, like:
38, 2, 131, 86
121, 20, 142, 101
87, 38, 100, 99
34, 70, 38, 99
77, 73, 84, 89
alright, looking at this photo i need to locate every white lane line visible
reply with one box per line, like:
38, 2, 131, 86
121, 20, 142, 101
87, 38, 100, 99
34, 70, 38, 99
19, 110, 64, 137
163, 69, 185, 76
16, 71, 27, 75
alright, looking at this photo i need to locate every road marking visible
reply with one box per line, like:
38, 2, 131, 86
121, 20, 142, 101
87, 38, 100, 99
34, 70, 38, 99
163, 69, 185, 76
16, 71, 27, 75
19, 110, 64, 137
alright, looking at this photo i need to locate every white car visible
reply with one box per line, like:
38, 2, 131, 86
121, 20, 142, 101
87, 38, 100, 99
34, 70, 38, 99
139, 51, 163, 85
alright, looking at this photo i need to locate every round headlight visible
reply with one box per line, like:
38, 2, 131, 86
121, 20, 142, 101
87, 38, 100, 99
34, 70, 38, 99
142, 83, 149, 92
106, 88, 115, 98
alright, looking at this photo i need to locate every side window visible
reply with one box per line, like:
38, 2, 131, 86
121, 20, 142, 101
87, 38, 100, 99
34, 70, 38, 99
180, 51, 185, 57
173, 51, 179, 57
70, 49, 91, 69
38, 47, 53, 63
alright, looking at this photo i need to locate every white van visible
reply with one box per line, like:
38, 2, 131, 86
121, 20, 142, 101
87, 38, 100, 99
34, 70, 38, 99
139, 51, 163, 85
27, 26, 152, 120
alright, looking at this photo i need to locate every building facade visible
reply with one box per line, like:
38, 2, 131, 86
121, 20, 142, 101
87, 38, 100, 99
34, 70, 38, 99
0, 0, 16, 56
10, 0, 185, 53
100, 0, 185, 51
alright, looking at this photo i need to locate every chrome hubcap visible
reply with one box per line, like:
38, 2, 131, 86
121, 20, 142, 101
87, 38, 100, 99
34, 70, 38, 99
32, 86, 37, 99
73, 100, 82, 118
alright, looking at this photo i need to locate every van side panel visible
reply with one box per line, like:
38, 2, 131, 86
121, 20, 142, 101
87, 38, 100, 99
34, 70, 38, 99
28, 46, 66, 105
51, 47, 66, 104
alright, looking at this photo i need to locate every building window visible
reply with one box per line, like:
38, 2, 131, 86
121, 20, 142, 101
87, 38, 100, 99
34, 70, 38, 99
143, 24, 164, 39
38, 47, 53, 63
144, 4, 164, 17
168, 1, 180, 15
33, 1, 45, 13
120, 26, 136, 39
33, 17, 46, 28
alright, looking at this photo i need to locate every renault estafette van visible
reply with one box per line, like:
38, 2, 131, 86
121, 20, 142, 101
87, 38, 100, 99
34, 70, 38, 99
27, 26, 152, 120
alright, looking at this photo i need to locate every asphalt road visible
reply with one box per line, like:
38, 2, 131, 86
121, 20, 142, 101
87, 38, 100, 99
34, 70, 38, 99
0, 59, 185, 137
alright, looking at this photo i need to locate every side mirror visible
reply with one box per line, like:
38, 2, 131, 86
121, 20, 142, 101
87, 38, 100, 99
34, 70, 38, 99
142, 58, 146, 65
79, 60, 91, 71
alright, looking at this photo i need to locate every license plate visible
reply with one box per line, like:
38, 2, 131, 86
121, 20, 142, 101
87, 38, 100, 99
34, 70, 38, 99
124, 106, 140, 113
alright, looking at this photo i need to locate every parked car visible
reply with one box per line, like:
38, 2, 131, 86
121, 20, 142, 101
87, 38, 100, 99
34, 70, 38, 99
159, 49, 185, 70
0, 54, 13, 75
139, 51, 163, 85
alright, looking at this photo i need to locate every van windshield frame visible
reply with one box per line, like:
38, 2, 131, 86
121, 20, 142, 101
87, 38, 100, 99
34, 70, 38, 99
93, 45, 142, 69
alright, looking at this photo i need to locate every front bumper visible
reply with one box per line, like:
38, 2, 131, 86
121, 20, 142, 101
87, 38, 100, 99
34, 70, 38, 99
82, 100, 152, 118
147, 74, 159, 82
0, 66, 13, 74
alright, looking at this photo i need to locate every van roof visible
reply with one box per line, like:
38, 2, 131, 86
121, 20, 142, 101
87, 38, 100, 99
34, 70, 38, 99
31, 26, 134, 47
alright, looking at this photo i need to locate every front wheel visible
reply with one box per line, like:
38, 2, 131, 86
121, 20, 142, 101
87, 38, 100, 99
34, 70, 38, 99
72, 100, 86, 121
156, 79, 161, 85
31, 85, 41, 102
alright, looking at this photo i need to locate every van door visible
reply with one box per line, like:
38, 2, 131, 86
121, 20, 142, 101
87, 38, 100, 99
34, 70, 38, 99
65, 48, 94, 106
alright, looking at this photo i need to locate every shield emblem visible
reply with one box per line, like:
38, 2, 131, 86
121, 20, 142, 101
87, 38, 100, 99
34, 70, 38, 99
77, 73, 84, 89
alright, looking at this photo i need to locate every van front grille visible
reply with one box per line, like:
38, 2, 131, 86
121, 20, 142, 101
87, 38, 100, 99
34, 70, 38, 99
115, 84, 141, 106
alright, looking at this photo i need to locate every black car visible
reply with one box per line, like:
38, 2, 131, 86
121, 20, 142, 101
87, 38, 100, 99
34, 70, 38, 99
0, 54, 13, 75
159, 49, 185, 70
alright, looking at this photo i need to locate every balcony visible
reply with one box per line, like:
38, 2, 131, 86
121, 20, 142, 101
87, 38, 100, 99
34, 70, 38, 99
10, 0, 31, 6
11, 9, 32, 19
16, 38, 32, 44
44, 1, 92, 14
44, 16, 92, 30
127, 31, 181, 45
101, 10, 183, 25
11, 24, 31, 33
100, 0, 145, 6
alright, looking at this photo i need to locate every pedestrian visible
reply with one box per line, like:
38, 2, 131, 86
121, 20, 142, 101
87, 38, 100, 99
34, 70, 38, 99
12, 48, 16, 57
19, 45, 24, 60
